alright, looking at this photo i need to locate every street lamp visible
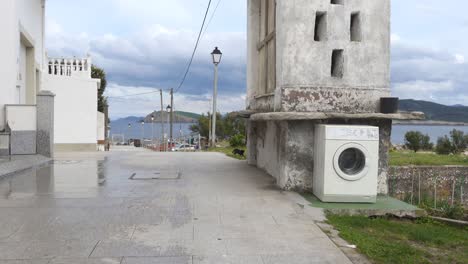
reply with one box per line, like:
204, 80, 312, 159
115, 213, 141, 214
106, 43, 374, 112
128, 123, 132, 145
166, 105, 171, 151
211, 47, 222, 147
151, 114, 155, 145
141, 120, 145, 145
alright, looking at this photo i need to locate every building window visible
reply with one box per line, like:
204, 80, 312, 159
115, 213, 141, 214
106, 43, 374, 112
314, 12, 327, 42
350, 12, 362, 42
331, 50, 344, 78
257, 0, 276, 95
331, 0, 344, 5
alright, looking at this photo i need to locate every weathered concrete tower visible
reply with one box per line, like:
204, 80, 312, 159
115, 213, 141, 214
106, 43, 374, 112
246, 0, 419, 194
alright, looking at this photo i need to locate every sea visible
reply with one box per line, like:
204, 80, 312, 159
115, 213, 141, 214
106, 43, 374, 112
109, 121, 468, 145
110, 122, 195, 141
392, 125, 468, 145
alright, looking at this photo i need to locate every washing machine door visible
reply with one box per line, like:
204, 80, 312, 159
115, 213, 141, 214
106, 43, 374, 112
333, 143, 370, 181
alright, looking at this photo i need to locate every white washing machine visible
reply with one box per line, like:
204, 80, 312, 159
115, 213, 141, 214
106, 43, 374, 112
313, 125, 379, 203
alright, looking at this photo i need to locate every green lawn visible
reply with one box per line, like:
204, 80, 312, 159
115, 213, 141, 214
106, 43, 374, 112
389, 151, 468, 166
327, 215, 468, 264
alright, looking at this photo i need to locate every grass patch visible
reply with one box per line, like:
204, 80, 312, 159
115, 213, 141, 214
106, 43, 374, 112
208, 141, 246, 160
327, 215, 468, 264
389, 151, 468, 166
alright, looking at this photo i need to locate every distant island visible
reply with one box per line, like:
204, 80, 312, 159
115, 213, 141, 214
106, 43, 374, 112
398, 99, 468, 125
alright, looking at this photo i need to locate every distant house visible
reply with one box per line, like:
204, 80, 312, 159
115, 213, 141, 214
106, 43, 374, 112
44, 57, 104, 152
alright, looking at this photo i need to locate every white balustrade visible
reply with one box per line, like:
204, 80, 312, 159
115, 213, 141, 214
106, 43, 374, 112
47, 56, 92, 78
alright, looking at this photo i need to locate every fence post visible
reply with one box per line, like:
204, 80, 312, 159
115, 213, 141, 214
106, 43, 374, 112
451, 179, 456, 206
410, 167, 414, 205
418, 170, 421, 206
434, 177, 437, 209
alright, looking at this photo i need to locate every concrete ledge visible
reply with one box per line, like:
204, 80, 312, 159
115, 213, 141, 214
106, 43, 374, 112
0, 155, 51, 178
54, 144, 97, 152
429, 216, 468, 227
303, 194, 427, 218
249, 111, 425, 121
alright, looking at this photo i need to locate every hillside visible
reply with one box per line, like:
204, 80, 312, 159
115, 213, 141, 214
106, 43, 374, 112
111, 111, 201, 125
143, 111, 200, 123
399, 99, 468, 123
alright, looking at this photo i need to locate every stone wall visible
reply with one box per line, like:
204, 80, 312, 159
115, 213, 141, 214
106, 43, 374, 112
388, 166, 468, 207
249, 119, 392, 193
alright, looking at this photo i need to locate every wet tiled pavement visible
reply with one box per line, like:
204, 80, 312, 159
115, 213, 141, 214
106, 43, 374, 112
0, 147, 352, 263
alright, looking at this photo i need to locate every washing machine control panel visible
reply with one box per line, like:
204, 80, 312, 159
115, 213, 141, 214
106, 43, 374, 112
326, 126, 379, 141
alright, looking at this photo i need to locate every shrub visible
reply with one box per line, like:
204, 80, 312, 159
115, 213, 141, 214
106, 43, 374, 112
436, 136, 453, 155
229, 134, 245, 147
405, 131, 432, 152
440, 203, 465, 220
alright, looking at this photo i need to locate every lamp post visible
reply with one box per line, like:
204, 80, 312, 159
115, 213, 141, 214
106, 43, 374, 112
128, 123, 131, 145
151, 114, 155, 146
141, 121, 145, 146
211, 47, 222, 147
166, 105, 171, 151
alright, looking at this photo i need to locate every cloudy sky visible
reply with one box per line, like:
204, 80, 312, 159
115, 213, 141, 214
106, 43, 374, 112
45, 0, 467, 119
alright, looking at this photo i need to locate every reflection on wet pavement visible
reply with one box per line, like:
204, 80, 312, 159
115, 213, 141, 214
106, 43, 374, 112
0, 159, 107, 199
0, 148, 351, 263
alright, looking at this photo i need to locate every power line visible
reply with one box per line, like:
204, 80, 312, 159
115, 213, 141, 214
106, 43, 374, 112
107, 89, 163, 99
108, 0, 214, 99
174, 0, 213, 93
201, 0, 222, 38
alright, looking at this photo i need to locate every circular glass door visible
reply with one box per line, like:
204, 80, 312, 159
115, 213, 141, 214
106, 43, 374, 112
333, 143, 370, 181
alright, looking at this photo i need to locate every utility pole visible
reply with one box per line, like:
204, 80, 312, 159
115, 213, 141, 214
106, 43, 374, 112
160, 89, 164, 151
208, 111, 212, 147
170, 88, 174, 147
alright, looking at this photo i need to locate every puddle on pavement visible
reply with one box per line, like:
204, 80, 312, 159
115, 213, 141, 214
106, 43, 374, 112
0, 159, 107, 199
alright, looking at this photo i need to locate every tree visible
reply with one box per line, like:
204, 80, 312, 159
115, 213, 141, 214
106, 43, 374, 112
405, 131, 432, 152
436, 136, 453, 155
91, 65, 107, 112
450, 129, 467, 154
190, 112, 246, 140
421, 134, 434, 150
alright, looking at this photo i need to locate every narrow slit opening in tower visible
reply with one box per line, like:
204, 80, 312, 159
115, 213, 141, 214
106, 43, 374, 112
314, 12, 327, 42
331, 50, 344, 78
331, 0, 344, 5
350, 12, 362, 42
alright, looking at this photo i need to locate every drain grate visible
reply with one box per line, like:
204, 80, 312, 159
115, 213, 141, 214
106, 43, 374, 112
129, 171, 181, 180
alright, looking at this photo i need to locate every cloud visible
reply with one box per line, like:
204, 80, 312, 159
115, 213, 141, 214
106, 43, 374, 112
454, 54, 465, 64
47, 23, 247, 97
391, 37, 468, 104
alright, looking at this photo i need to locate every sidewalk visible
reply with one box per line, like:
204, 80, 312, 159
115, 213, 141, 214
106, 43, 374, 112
0, 154, 51, 179
0, 148, 352, 263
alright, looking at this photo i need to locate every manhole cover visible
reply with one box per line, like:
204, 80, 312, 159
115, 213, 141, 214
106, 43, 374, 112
129, 171, 181, 180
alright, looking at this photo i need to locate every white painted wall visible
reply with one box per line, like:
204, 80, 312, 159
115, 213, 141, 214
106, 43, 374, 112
5, 105, 37, 131
0, 0, 45, 131
44, 75, 100, 144
97, 112, 105, 141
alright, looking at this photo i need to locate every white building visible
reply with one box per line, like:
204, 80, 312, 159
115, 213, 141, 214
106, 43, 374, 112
0, 0, 105, 155
44, 57, 104, 152
0, 0, 47, 155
